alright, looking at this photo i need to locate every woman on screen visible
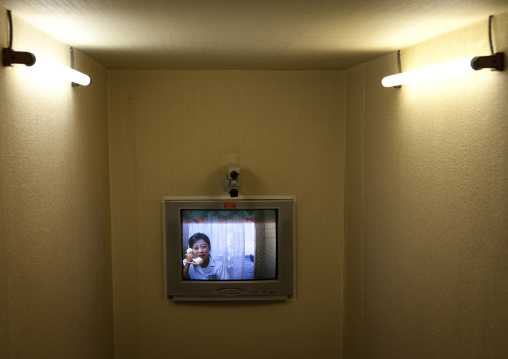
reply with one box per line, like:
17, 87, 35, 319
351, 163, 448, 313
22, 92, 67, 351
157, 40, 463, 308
183, 233, 230, 280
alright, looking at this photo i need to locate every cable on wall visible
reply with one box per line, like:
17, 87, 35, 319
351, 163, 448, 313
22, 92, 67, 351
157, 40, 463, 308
488, 15, 495, 55
2, 10, 36, 66
7, 9, 13, 49
394, 50, 402, 88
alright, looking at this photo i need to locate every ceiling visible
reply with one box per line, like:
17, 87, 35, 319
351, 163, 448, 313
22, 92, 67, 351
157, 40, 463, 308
1, 0, 507, 70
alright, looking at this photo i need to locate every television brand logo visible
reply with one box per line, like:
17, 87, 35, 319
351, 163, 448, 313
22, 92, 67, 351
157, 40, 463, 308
223, 201, 237, 209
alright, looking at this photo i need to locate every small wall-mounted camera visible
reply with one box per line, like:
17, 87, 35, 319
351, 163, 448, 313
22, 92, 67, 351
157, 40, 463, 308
222, 163, 242, 197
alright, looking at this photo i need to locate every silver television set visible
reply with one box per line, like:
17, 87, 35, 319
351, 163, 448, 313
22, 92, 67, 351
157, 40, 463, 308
162, 196, 295, 301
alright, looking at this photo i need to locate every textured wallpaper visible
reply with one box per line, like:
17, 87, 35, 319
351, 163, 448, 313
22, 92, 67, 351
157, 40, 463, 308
345, 10, 508, 359
0, 8, 113, 359
108, 70, 345, 358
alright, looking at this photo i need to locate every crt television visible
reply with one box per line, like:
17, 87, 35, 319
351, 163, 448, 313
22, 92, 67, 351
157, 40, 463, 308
162, 196, 295, 301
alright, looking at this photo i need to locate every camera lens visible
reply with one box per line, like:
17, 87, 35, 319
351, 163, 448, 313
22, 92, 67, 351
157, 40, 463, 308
230, 171, 239, 179
229, 189, 239, 197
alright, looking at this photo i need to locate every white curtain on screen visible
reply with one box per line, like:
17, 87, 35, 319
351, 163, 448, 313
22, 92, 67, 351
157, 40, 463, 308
184, 210, 255, 280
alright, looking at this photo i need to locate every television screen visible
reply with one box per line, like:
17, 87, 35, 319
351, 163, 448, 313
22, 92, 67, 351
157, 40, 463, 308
163, 197, 295, 301
181, 209, 277, 281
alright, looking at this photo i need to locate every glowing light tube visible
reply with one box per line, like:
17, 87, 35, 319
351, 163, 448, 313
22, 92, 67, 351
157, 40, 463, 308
33, 54, 91, 86
381, 57, 476, 87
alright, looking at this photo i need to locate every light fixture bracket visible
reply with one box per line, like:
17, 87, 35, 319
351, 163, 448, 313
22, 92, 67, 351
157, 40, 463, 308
471, 52, 504, 71
2, 48, 36, 67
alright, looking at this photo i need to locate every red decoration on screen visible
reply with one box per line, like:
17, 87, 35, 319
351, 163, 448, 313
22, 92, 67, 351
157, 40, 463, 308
223, 202, 237, 209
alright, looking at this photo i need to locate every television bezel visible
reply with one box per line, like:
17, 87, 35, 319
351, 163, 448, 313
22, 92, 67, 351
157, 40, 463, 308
162, 196, 295, 301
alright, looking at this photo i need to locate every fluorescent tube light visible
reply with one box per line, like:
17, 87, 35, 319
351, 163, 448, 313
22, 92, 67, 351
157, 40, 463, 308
2, 10, 91, 86
33, 54, 91, 86
3, 48, 92, 86
382, 53, 504, 87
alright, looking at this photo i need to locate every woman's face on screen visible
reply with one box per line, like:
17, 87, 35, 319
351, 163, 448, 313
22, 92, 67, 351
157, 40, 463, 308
192, 239, 210, 265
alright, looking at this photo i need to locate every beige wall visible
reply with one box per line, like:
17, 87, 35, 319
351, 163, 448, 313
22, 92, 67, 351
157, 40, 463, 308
344, 11, 508, 359
0, 9, 113, 359
108, 70, 345, 358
